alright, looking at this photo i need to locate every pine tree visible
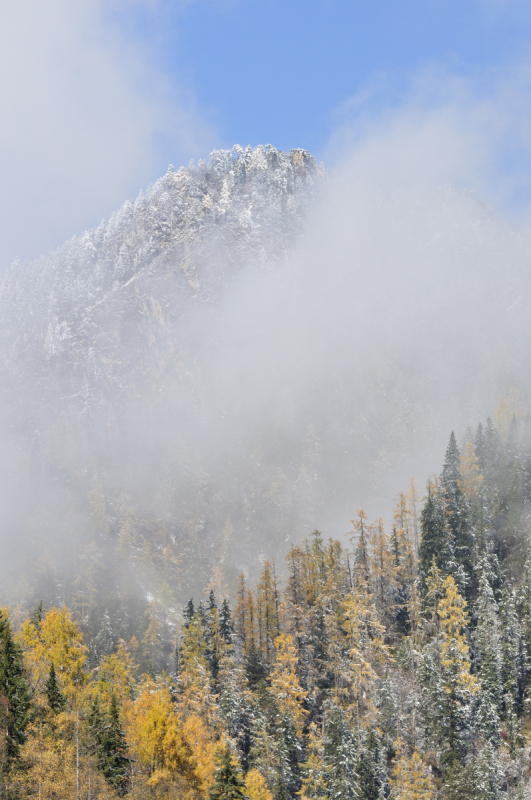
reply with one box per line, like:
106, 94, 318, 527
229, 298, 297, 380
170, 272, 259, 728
499, 588, 524, 718
209, 743, 248, 800
446, 742, 501, 800
246, 643, 267, 690
219, 655, 253, 769
45, 662, 66, 713
29, 600, 44, 628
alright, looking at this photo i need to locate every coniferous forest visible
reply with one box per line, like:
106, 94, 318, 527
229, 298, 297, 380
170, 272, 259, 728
3, 410, 531, 798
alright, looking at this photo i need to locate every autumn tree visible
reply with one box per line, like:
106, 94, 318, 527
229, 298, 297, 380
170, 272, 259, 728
391, 744, 435, 800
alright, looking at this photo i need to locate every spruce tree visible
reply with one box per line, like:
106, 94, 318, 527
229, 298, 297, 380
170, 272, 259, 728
45, 662, 66, 713
324, 707, 359, 800
357, 727, 387, 800
473, 566, 502, 745
99, 694, 129, 795
419, 479, 453, 590
245, 643, 267, 690
441, 432, 473, 595
29, 600, 43, 628
183, 599, 195, 627
208, 743, 248, 800
0, 610, 31, 781
87, 693, 105, 757
220, 599, 234, 645
88, 693, 129, 795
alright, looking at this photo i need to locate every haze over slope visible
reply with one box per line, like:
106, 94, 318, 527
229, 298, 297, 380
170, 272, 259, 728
1, 143, 530, 611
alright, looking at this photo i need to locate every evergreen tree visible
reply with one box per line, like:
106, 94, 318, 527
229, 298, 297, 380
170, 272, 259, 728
472, 571, 502, 744
29, 600, 43, 628
183, 599, 195, 627
499, 589, 524, 717
45, 662, 66, 713
219, 656, 253, 769
99, 694, 129, 794
446, 743, 501, 800
274, 711, 301, 799
419, 479, 453, 591
87, 693, 105, 756
357, 727, 387, 800
87, 692, 129, 794
220, 599, 234, 645
441, 432, 473, 595
0, 610, 31, 782
323, 707, 359, 800
209, 743, 248, 800
246, 643, 267, 690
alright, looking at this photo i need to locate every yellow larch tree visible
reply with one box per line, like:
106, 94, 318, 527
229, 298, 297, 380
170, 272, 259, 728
457, 441, 483, 503
298, 721, 327, 800
245, 768, 274, 800
438, 575, 478, 696
391, 742, 435, 800
178, 614, 219, 727
370, 518, 399, 629
256, 561, 280, 665
341, 585, 391, 722
125, 678, 202, 797
19, 607, 87, 699
270, 633, 308, 736
94, 638, 137, 708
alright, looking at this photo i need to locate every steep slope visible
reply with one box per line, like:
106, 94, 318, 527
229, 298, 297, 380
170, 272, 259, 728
2, 141, 531, 630
0, 145, 323, 610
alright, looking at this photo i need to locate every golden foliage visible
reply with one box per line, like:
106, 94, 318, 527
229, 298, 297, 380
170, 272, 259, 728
19, 607, 87, 698
269, 633, 309, 736
391, 744, 435, 800
245, 768, 274, 800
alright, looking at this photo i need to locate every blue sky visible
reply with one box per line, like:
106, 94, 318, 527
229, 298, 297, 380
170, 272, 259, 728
132, 0, 531, 157
2, 0, 531, 265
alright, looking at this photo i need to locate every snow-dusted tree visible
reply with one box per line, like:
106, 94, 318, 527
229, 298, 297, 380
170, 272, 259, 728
323, 707, 359, 800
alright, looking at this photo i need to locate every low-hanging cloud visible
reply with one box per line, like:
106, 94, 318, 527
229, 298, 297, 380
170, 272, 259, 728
3, 61, 531, 607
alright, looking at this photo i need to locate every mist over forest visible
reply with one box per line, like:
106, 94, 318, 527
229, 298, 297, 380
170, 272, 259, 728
0, 143, 529, 609
3, 143, 531, 799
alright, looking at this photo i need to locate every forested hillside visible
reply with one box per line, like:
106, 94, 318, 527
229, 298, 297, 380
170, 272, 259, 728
3, 143, 531, 624
2, 411, 531, 798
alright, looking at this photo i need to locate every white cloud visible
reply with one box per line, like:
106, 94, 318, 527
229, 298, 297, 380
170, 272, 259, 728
0, 0, 217, 267
326, 62, 531, 222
